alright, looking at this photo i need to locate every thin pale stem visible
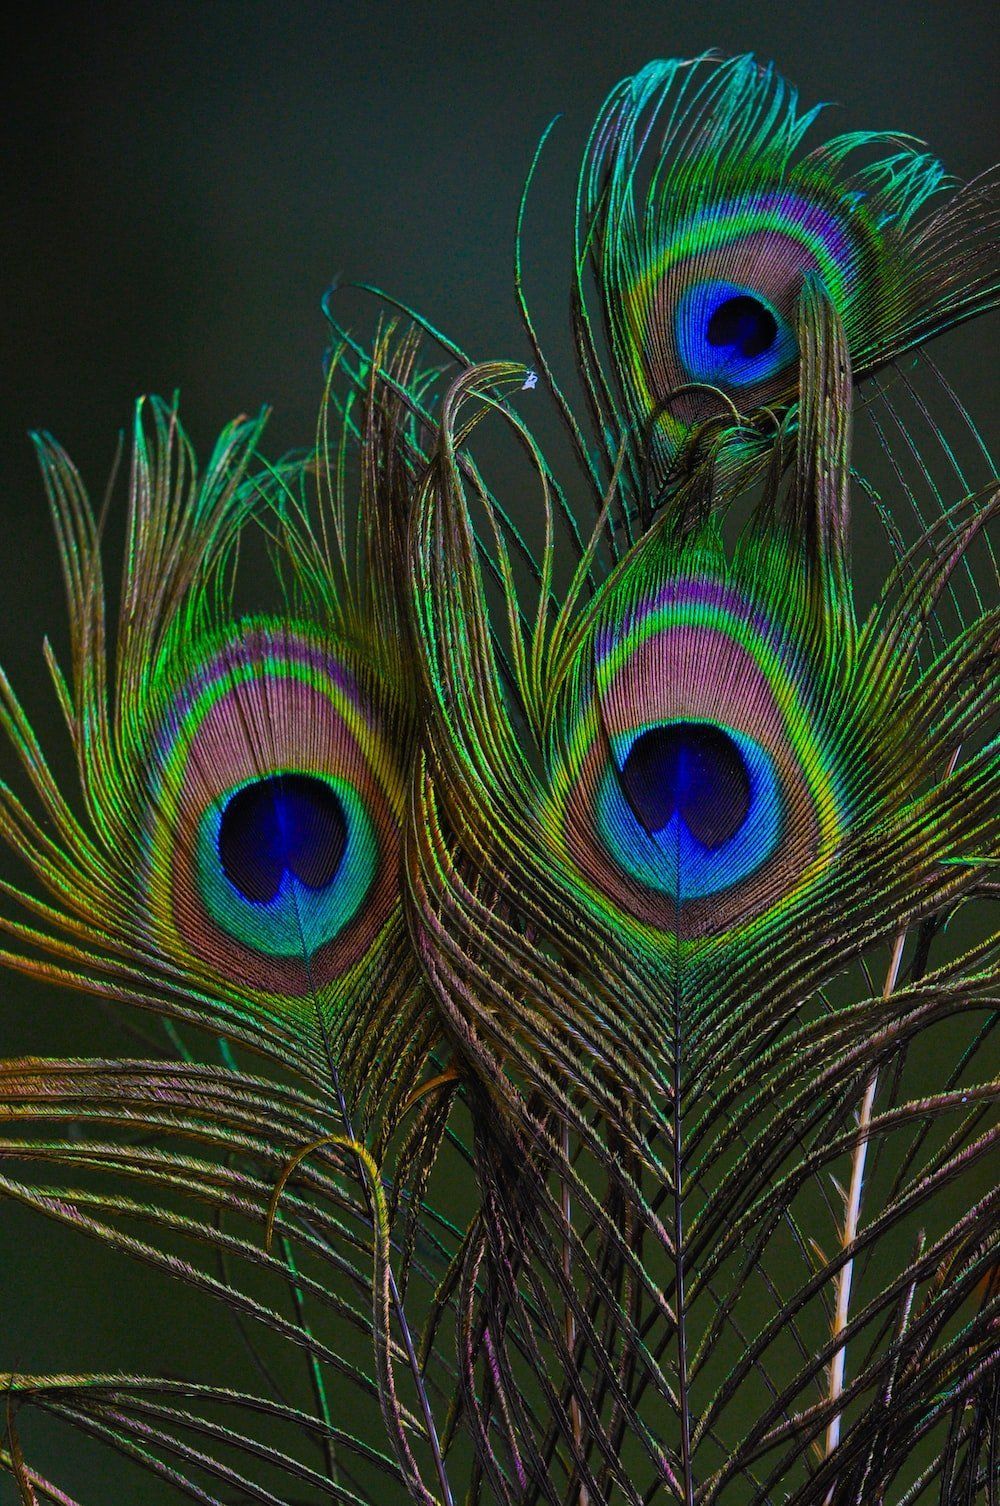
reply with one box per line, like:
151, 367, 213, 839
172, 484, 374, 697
825, 741, 961, 1475
823, 928, 906, 1468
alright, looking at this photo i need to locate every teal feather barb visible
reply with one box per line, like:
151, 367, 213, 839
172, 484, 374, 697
1, 53, 998, 1506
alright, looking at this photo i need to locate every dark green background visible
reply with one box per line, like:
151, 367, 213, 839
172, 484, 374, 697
2, 1, 997, 1500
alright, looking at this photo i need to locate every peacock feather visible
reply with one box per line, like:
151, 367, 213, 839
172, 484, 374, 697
1, 52, 998, 1506
503, 52, 1000, 549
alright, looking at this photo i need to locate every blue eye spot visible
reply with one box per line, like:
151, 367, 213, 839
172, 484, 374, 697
619, 722, 751, 848
596, 720, 784, 903
219, 774, 347, 904
675, 280, 796, 389
706, 295, 778, 361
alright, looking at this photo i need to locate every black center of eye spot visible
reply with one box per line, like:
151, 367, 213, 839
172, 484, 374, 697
619, 722, 751, 850
218, 774, 348, 904
706, 295, 778, 360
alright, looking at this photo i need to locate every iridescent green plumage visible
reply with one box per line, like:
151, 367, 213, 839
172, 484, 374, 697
1, 51, 998, 1506
0, 385, 433, 1102
406, 296, 999, 1503
519, 53, 1000, 539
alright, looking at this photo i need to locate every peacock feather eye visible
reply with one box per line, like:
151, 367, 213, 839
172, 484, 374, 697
619, 721, 752, 845
598, 716, 784, 906
145, 620, 404, 1001
577, 51, 996, 476
673, 279, 796, 389
217, 774, 349, 903
550, 559, 847, 941
619, 173, 876, 435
